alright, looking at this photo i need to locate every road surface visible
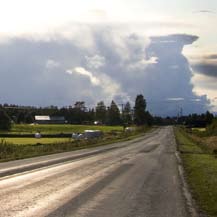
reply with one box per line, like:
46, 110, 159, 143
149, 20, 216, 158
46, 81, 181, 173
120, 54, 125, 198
0, 127, 189, 217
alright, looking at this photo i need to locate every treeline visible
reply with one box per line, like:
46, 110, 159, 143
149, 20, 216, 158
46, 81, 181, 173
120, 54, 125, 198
206, 118, 217, 135
177, 111, 214, 128
1, 94, 215, 131
0, 95, 153, 130
150, 112, 214, 127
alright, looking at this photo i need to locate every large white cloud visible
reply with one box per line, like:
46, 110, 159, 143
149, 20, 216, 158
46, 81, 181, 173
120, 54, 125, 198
0, 25, 212, 115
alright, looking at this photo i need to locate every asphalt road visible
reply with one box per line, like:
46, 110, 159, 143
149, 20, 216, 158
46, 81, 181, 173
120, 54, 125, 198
0, 127, 189, 217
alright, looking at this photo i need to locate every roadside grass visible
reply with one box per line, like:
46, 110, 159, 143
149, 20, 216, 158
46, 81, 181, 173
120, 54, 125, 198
206, 120, 217, 136
182, 154, 217, 217
0, 126, 152, 162
1, 124, 123, 134
175, 128, 208, 154
203, 136, 217, 150
175, 127, 217, 217
0, 138, 71, 145
185, 127, 217, 151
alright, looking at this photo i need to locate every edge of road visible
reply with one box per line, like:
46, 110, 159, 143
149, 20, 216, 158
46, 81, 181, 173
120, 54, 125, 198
172, 127, 200, 217
0, 128, 160, 179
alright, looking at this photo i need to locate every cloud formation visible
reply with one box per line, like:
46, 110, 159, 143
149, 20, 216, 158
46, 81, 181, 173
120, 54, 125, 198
191, 54, 217, 78
193, 63, 217, 78
66, 66, 128, 103
0, 27, 210, 115
143, 34, 209, 115
193, 10, 216, 14
67, 67, 101, 86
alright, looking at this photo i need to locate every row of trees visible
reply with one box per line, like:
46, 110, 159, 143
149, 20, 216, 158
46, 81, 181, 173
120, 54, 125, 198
177, 111, 214, 127
1, 94, 214, 131
0, 95, 152, 130
0, 109, 11, 130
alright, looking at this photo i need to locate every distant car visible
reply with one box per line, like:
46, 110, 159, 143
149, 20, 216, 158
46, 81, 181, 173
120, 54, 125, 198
72, 130, 103, 140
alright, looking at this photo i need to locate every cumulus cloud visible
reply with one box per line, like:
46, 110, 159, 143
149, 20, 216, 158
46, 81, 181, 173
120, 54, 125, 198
85, 55, 105, 69
67, 67, 101, 86
46, 59, 60, 69
127, 56, 158, 71
0, 26, 210, 115
144, 34, 210, 115
66, 66, 130, 104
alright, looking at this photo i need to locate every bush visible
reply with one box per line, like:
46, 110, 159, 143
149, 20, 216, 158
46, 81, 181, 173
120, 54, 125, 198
206, 119, 217, 136
213, 149, 217, 157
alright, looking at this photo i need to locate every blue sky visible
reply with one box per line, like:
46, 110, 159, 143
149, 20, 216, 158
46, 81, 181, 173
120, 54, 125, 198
0, 0, 216, 115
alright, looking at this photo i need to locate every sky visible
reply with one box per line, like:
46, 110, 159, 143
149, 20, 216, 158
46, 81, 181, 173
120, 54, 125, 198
0, 0, 217, 116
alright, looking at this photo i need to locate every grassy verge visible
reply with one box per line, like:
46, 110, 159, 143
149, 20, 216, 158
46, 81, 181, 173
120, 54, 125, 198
175, 127, 217, 217
0, 126, 152, 162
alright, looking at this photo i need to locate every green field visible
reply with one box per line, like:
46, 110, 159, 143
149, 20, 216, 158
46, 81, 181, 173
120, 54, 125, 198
0, 124, 123, 134
0, 138, 71, 145
0, 124, 123, 146
0, 126, 152, 162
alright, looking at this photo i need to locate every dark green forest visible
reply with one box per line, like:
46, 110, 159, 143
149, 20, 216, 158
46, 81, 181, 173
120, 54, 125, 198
0, 94, 215, 130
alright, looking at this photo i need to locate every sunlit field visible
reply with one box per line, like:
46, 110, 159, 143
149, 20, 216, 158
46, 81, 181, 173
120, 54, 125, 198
0, 138, 71, 145
192, 128, 206, 132
1, 124, 123, 134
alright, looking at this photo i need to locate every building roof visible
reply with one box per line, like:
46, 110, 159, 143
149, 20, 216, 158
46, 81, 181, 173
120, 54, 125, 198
34, 116, 65, 121
35, 116, 50, 121
50, 116, 65, 121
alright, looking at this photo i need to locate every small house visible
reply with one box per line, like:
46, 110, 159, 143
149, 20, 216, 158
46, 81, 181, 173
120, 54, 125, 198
34, 116, 66, 124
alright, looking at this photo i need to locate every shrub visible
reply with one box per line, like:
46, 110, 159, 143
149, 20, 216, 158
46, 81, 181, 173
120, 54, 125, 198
213, 149, 217, 157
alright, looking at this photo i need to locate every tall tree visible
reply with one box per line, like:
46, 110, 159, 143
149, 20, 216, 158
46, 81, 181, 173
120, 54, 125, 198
17, 111, 26, 124
134, 94, 147, 125
24, 112, 34, 124
205, 111, 214, 125
74, 101, 86, 111
95, 101, 107, 124
107, 101, 121, 125
122, 102, 132, 125
73, 101, 86, 124
0, 109, 11, 130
